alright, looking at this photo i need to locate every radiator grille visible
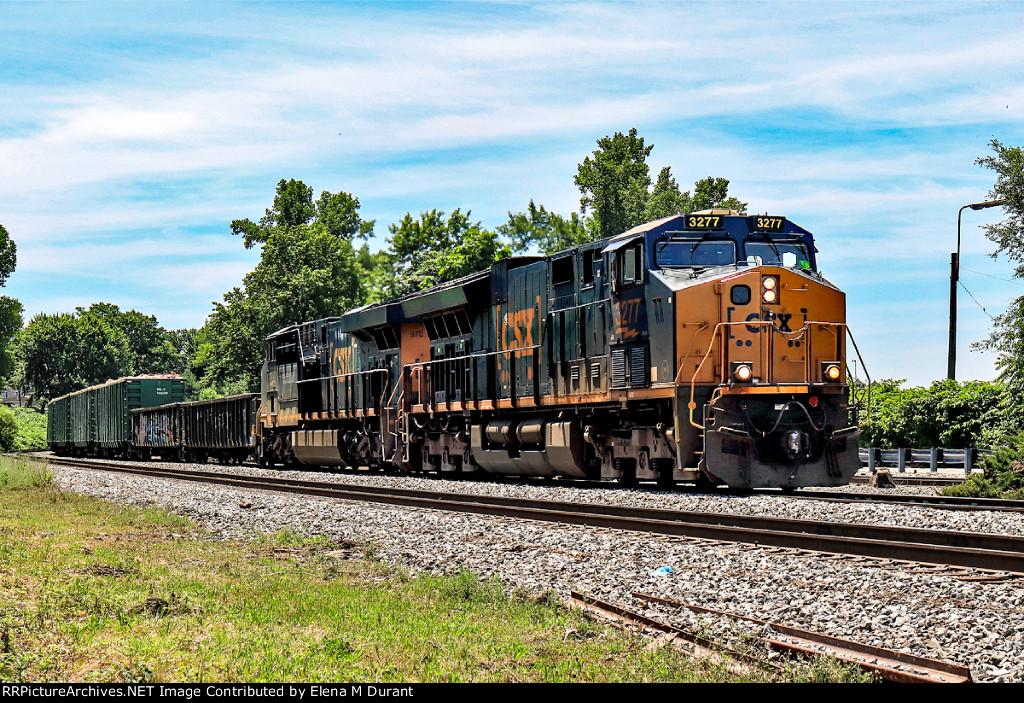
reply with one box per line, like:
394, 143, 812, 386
611, 348, 628, 388
629, 345, 649, 388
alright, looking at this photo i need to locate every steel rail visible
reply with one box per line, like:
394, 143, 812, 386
48, 457, 1024, 575
629, 592, 972, 683
33, 451, 1020, 513
780, 489, 1024, 513
567, 591, 774, 678
850, 474, 970, 486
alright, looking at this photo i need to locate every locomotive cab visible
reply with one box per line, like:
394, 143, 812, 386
653, 210, 864, 489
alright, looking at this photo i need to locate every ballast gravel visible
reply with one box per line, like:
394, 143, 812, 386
51, 459, 1024, 683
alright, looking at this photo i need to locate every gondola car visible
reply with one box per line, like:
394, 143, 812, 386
131, 393, 260, 463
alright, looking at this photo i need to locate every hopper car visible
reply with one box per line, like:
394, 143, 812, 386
131, 393, 260, 463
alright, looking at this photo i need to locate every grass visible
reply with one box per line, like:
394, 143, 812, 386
0, 456, 872, 683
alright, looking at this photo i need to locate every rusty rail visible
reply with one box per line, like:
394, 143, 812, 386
567, 591, 773, 678
632, 592, 972, 683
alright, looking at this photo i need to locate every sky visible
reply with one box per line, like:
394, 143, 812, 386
1, 0, 1022, 386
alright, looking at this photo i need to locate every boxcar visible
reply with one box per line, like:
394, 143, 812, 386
47, 376, 186, 457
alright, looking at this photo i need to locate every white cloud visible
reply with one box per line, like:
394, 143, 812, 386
2, 1, 1023, 383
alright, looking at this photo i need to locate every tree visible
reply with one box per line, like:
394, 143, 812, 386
13, 303, 186, 403
499, 200, 588, 255
15, 312, 125, 401
977, 140, 1024, 277
645, 169, 747, 221
196, 181, 369, 394
374, 209, 511, 300
231, 178, 373, 249
574, 129, 747, 242
976, 298, 1024, 389
81, 303, 178, 375
974, 140, 1024, 388
644, 167, 685, 221
0, 224, 17, 287
575, 128, 653, 240
0, 224, 21, 388
684, 176, 748, 214
0, 296, 22, 384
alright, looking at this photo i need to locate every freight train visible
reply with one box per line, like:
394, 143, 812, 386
47, 210, 868, 489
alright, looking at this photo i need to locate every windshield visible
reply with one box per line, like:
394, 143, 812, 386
744, 240, 814, 271
656, 239, 737, 268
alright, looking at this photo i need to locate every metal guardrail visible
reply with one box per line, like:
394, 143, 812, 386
858, 447, 991, 475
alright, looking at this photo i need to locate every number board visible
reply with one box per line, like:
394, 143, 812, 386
748, 215, 787, 232
683, 213, 724, 230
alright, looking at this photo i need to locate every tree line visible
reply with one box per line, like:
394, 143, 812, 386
11, 129, 746, 403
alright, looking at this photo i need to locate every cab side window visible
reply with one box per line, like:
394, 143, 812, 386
621, 243, 643, 287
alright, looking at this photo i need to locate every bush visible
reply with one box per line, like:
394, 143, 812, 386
0, 405, 18, 451
940, 475, 1002, 498
939, 432, 1024, 498
862, 379, 1006, 449
11, 406, 46, 450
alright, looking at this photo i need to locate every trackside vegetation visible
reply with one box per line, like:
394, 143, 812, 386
859, 379, 1024, 498
0, 457, 870, 683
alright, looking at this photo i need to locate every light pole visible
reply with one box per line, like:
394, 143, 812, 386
948, 199, 1006, 380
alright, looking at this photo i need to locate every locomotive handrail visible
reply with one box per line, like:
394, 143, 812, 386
685, 320, 860, 430
401, 344, 543, 367
296, 368, 392, 421
402, 344, 543, 411
843, 327, 873, 427
545, 298, 611, 313
295, 368, 391, 383
382, 371, 408, 463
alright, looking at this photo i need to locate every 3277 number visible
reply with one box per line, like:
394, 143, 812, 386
686, 215, 721, 229
753, 216, 784, 231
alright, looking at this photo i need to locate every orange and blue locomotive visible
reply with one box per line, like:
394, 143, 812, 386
259, 210, 866, 490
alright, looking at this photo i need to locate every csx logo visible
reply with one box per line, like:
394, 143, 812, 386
501, 308, 536, 349
333, 346, 354, 375
726, 307, 802, 335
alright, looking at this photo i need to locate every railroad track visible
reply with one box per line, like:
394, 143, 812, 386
571, 591, 972, 683
771, 488, 1024, 513
33, 452, 1023, 513
48, 456, 1024, 577
850, 473, 967, 486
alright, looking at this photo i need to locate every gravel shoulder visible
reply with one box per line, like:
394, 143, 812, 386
51, 458, 1024, 683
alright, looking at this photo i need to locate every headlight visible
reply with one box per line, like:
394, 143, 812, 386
731, 362, 753, 382
762, 275, 779, 304
821, 362, 842, 382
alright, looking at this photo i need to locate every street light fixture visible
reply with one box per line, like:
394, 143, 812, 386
948, 198, 1007, 380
